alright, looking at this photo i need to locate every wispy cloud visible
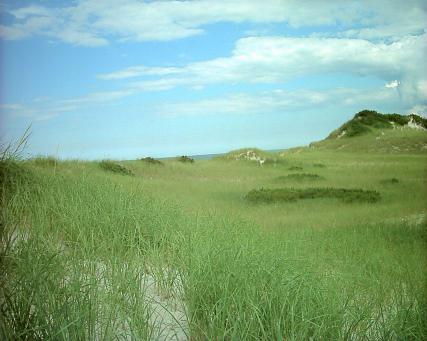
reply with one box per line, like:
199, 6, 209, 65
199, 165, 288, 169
154, 87, 398, 117
1, 0, 426, 46
0, 89, 135, 121
101, 34, 427, 104
385, 80, 400, 88
97, 66, 183, 80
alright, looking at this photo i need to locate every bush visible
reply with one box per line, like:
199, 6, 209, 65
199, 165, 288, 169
288, 166, 303, 171
276, 173, 324, 181
380, 178, 400, 185
383, 113, 409, 126
246, 187, 381, 204
177, 156, 194, 163
99, 160, 134, 176
313, 163, 326, 168
140, 157, 163, 166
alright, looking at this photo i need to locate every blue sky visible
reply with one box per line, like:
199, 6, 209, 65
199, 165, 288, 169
1, 0, 426, 159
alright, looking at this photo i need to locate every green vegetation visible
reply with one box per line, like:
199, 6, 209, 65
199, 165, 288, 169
140, 156, 163, 165
30, 155, 58, 167
380, 178, 400, 185
311, 123, 427, 153
177, 155, 195, 163
1, 117, 426, 340
99, 160, 134, 175
276, 173, 324, 181
246, 187, 381, 204
328, 110, 427, 139
288, 166, 303, 171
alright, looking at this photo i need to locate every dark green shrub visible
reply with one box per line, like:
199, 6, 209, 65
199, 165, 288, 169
99, 160, 134, 176
313, 163, 326, 168
380, 178, 400, 185
140, 157, 163, 166
288, 166, 303, 171
383, 113, 409, 126
246, 187, 381, 204
276, 173, 324, 181
177, 156, 194, 163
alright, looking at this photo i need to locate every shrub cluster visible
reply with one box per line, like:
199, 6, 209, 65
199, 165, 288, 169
139, 157, 163, 166
380, 178, 400, 185
177, 155, 194, 163
246, 187, 381, 204
288, 166, 303, 171
276, 173, 324, 181
99, 160, 134, 176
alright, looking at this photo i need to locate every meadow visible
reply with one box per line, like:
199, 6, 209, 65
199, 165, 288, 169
1, 129, 426, 340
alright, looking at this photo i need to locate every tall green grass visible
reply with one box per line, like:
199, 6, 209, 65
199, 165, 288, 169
1, 140, 426, 339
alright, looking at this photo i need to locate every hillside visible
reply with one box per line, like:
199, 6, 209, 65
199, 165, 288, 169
327, 110, 427, 138
308, 110, 427, 153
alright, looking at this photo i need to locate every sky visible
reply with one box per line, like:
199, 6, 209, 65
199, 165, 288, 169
0, 0, 426, 159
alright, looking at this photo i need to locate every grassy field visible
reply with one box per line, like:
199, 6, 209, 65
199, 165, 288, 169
1, 129, 426, 339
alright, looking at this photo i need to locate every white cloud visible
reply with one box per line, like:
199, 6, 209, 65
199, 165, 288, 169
57, 90, 134, 106
98, 66, 183, 80
409, 104, 427, 116
337, 0, 427, 41
101, 34, 426, 106
10, 5, 50, 20
154, 87, 398, 117
385, 80, 400, 88
0, 0, 286, 46
0, 89, 135, 121
0, 103, 25, 111
1, 0, 425, 46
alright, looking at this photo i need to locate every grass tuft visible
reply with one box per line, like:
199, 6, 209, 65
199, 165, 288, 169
99, 160, 134, 176
246, 187, 381, 204
30, 156, 58, 167
276, 173, 325, 181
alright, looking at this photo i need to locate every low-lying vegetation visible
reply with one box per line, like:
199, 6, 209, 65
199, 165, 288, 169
276, 173, 324, 181
30, 155, 58, 167
246, 187, 381, 204
313, 163, 326, 168
380, 178, 400, 185
99, 160, 134, 175
288, 166, 303, 171
140, 156, 163, 166
1, 121, 426, 340
177, 155, 195, 163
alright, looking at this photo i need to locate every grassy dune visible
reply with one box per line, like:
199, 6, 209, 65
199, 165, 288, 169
1, 143, 426, 339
